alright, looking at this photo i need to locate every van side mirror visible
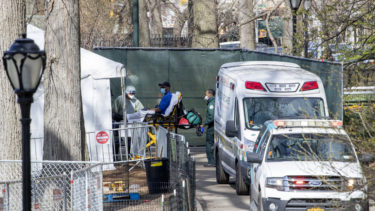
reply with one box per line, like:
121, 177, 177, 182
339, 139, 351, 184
359, 153, 375, 164
225, 120, 238, 137
247, 152, 262, 163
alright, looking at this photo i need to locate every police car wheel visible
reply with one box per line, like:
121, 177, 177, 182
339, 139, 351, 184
215, 152, 229, 184
235, 162, 249, 195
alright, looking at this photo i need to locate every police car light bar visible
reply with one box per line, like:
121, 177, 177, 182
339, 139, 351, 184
245, 81, 266, 91
273, 120, 343, 128
301, 81, 318, 91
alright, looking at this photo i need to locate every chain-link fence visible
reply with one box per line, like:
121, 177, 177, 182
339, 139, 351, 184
0, 161, 102, 211
101, 129, 195, 211
167, 132, 195, 211
0, 127, 196, 211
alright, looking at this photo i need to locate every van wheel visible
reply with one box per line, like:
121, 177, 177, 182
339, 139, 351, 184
215, 152, 229, 184
235, 162, 249, 195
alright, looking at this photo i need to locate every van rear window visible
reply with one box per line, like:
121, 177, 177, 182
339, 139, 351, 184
243, 97, 325, 129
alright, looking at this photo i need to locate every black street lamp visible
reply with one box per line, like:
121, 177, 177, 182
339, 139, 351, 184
303, 0, 312, 57
290, 0, 302, 54
3, 34, 46, 211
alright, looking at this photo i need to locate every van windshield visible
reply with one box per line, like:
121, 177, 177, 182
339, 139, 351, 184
243, 97, 325, 130
266, 134, 356, 162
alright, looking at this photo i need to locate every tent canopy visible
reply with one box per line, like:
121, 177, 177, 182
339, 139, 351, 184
27, 24, 125, 80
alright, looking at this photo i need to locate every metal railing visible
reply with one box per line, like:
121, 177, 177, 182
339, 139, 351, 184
85, 123, 158, 164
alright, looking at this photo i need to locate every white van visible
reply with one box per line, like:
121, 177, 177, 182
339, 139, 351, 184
214, 61, 329, 195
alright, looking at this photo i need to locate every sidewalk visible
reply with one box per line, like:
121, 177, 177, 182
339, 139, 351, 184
192, 147, 249, 211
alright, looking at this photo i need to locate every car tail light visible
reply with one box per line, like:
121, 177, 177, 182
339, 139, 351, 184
245, 81, 266, 91
301, 81, 318, 91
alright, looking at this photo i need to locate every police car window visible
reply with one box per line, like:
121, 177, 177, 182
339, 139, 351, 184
266, 133, 356, 162
253, 127, 267, 152
258, 131, 270, 155
243, 97, 325, 130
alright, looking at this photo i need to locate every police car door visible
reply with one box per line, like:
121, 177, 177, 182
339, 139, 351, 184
250, 128, 270, 199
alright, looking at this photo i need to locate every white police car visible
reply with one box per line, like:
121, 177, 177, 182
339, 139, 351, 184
247, 119, 369, 211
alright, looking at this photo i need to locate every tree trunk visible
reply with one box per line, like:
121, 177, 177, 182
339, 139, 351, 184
44, 0, 85, 161
239, 0, 256, 50
191, 0, 218, 48
117, 0, 133, 37
148, 0, 163, 36
173, 7, 188, 37
0, 1, 24, 164
282, 0, 293, 55
139, 0, 150, 47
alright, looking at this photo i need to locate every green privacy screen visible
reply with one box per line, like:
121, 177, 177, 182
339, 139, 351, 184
94, 48, 343, 145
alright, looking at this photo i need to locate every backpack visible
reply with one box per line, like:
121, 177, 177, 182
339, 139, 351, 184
186, 110, 202, 126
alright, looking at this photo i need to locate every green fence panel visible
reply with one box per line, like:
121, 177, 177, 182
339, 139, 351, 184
94, 48, 343, 145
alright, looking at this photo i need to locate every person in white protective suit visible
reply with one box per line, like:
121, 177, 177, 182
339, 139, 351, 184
113, 86, 144, 121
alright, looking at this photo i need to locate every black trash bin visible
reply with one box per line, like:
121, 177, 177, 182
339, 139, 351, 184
144, 158, 170, 194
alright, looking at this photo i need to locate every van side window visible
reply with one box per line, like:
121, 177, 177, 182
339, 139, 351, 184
254, 127, 267, 152
234, 98, 241, 139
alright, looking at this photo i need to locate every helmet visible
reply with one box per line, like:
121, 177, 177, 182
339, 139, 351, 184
125, 86, 136, 94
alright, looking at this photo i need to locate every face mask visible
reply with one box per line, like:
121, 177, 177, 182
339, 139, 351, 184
128, 94, 135, 99
204, 96, 210, 101
160, 88, 166, 95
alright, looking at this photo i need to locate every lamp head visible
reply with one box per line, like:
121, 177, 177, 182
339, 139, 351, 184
3, 34, 46, 93
290, 0, 302, 10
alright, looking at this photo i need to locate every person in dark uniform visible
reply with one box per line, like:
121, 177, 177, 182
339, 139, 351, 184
203, 89, 215, 167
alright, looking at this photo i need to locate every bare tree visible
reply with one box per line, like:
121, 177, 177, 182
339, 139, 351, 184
191, 0, 218, 48
265, 0, 283, 53
80, 0, 134, 49
148, 0, 163, 36
115, 0, 133, 37
44, 0, 85, 160
239, 0, 256, 49
164, 0, 189, 37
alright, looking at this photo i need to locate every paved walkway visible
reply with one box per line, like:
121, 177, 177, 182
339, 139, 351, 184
192, 147, 249, 211
192, 147, 375, 211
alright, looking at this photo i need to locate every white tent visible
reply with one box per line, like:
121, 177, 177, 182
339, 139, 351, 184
28, 25, 124, 164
